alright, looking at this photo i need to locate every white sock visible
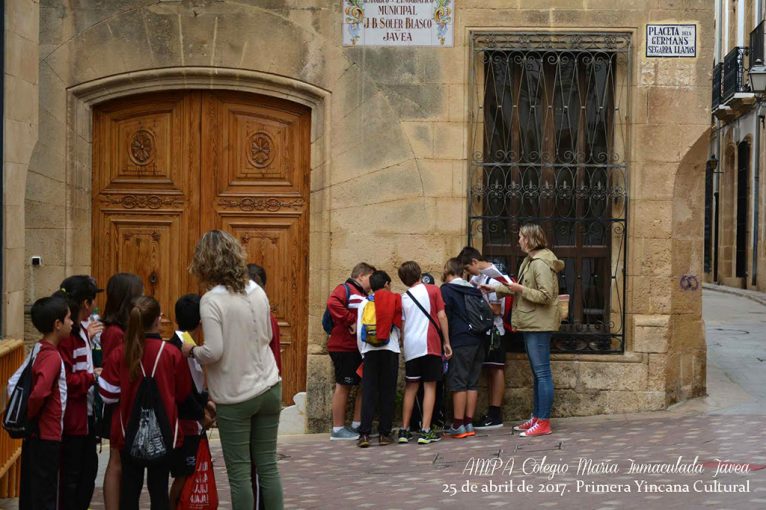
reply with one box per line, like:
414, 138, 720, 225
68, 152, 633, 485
351, 421, 361, 429
332, 426, 344, 433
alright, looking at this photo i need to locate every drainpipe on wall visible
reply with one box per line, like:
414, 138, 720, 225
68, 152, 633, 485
1, 0, 5, 333
753, 103, 763, 287
713, 0, 724, 284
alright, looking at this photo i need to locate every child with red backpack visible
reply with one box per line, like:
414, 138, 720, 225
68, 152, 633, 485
98, 296, 191, 510
355, 270, 402, 448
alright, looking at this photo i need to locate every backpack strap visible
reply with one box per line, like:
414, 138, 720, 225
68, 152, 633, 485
405, 289, 444, 343
150, 341, 166, 378
139, 339, 166, 378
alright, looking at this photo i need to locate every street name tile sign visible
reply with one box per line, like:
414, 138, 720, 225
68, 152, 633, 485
342, 0, 454, 47
646, 24, 697, 58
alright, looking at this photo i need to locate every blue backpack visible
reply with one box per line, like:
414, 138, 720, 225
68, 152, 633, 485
322, 283, 350, 335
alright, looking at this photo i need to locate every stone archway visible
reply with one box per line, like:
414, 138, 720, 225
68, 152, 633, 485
67, 67, 331, 412
667, 129, 709, 403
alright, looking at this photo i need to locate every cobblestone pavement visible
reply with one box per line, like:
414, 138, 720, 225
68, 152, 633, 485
80, 412, 766, 510
273, 413, 766, 510
4, 289, 766, 510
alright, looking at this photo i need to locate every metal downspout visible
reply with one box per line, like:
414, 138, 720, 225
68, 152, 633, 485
713, 0, 724, 284
753, 103, 763, 287
1, 0, 5, 332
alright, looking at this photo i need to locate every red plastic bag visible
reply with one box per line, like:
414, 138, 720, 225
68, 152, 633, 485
178, 435, 219, 510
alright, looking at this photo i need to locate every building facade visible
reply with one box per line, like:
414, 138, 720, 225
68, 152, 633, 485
3, 0, 711, 432
708, 1, 766, 292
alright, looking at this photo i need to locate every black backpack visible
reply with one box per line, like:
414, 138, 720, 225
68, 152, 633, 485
3, 349, 39, 439
321, 283, 350, 335
463, 293, 494, 335
122, 341, 173, 465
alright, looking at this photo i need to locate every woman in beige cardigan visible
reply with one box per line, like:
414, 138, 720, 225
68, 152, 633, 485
184, 230, 282, 509
485, 224, 564, 438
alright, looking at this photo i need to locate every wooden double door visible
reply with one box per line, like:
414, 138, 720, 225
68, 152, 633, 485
92, 90, 310, 403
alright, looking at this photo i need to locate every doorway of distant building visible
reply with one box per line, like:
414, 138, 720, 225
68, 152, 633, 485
91, 90, 310, 404
736, 140, 750, 279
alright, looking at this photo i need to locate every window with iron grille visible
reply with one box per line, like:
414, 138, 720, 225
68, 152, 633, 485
468, 32, 630, 354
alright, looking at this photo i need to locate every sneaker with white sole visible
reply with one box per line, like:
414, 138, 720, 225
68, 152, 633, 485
513, 417, 538, 432
474, 415, 503, 430
418, 429, 442, 444
519, 419, 552, 437
330, 427, 359, 441
398, 428, 413, 444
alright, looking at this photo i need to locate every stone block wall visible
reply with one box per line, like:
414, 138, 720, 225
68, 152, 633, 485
6, 0, 712, 431
3, 0, 39, 339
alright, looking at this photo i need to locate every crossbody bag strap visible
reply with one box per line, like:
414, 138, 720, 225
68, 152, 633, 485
405, 290, 444, 342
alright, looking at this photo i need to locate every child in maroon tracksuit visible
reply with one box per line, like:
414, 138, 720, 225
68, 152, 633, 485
17, 296, 72, 510
98, 296, 191, 510
97, 272, 144, 510
53, 275, 103, 510
168, 294, 211, 509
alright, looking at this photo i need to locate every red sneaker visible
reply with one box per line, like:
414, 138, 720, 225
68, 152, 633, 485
513, 417, 538, 432
520, 419, 551, 437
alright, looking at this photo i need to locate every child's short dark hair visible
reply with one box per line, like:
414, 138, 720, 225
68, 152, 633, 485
458, 246, 485, 266
31, 296, 69, 334
175, 294, 201, 332
398, 261, 422, 287
370, 271, 391, 292
247, 263, 267, 287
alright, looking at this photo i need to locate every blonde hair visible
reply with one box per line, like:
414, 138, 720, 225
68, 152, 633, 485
520, 224, 548, 251
190, 230, 249, 293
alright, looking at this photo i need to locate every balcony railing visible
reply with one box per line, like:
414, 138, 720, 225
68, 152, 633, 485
751, 21, 765, 68
712, 62, 723, 110
722, 47, 749, 102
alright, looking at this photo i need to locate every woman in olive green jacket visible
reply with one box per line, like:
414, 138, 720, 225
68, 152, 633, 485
486, 224, 564, 438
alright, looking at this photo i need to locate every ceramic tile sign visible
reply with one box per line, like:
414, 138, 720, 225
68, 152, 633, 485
646, 24, 696, 58
343, 0, 454, 47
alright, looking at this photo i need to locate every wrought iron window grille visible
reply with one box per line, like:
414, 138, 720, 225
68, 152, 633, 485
468, 32, 631, 354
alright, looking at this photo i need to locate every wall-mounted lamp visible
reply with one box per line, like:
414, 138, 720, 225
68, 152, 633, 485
750, 61, 766, 93
706, 155, 720, 174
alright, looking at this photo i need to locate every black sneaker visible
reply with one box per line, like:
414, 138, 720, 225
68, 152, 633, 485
398, 429, 413, 444
474, 415, 503, 430
357, 434, 370, 448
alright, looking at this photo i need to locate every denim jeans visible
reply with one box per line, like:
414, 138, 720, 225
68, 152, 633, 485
523, 332, 554, 420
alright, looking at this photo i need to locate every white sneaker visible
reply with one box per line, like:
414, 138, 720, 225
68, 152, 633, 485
330, 427, 359, 440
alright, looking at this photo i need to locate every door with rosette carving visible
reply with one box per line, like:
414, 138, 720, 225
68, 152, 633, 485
200, 91, 310, 405
92, 90, 310, 404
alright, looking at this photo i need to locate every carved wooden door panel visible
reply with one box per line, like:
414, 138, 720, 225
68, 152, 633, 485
200, 91, 311, 404
93, 90, 310, 404
92, 92, 201, 337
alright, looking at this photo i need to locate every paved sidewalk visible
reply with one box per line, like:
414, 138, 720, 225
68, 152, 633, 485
4, 287, 766, 510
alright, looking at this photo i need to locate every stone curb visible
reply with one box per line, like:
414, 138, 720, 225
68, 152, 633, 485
702, 282, 766, 307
